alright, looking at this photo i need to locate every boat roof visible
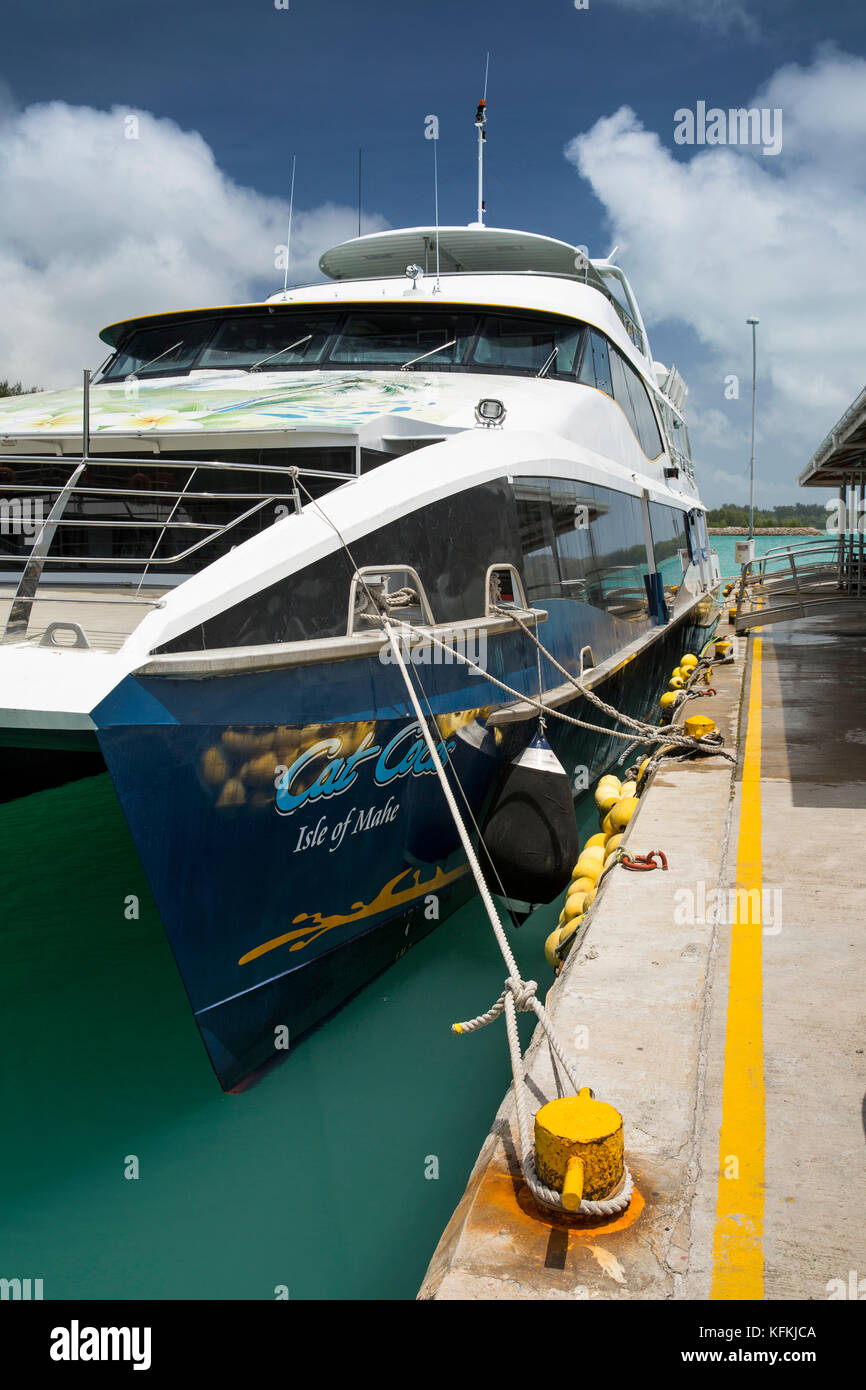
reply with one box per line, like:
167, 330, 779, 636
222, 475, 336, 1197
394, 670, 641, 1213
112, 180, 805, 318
96, 224, 649, 363
319, 225, 592, 282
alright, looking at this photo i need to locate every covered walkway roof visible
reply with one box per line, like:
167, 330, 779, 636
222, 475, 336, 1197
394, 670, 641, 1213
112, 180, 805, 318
800, 384, 866, 487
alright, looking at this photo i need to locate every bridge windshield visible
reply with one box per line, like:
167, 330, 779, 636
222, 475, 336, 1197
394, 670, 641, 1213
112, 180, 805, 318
100, 306, 598, 383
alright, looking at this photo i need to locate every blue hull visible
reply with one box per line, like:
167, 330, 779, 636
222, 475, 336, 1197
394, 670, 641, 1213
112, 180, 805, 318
91, 602, 716, 1088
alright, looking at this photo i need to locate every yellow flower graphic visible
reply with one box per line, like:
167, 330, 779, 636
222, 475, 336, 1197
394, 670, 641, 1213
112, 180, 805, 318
9, 410, 84, 430
126, 410, 188, 429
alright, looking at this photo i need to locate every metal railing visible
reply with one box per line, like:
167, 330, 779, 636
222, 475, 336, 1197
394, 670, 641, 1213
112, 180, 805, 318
0, 372, 357, 645
733, 537, 866, 632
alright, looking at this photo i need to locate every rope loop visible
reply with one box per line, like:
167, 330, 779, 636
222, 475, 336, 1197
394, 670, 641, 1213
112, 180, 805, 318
621, 849, 669, 872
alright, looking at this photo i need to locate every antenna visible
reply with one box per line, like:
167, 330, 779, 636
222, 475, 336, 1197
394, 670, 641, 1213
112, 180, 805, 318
473, 52, 490, 226
432, 127, 441, 291
282, 154, 297, 295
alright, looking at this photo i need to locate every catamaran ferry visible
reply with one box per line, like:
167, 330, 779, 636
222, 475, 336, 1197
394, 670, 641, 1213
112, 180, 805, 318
0, 197, 720, 1088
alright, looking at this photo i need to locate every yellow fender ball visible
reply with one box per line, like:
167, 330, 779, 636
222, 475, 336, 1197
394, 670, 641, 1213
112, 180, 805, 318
564, 891, 589, 920
558, 916, 584, 953
584, 832, 608, 850
569, 874, 597, 894
660, 691, 678, 711
597, 773, 621, 790
610, 796, 640, 831
620, 779, 637, 798
574, 852, 603, 882
601, 809, 616, 837
605, 833, 623, 854
680, 654, 698, 670
581, 844, 606, 862
594, 789, 621, 814
544, 928, 563, 969
669, 675, 684, 690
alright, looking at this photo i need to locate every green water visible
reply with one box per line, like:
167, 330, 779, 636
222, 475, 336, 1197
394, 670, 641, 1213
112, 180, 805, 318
711, 531, 828, 578
0, 772, 605, 1301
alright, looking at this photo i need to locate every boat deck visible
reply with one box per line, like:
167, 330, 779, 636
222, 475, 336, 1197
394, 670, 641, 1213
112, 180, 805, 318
0, 584, 167, 652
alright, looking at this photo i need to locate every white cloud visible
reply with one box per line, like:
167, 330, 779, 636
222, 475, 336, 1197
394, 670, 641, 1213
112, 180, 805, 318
0, 99, 385, 388
607, 0, 758, 39
565, 47, 866, 504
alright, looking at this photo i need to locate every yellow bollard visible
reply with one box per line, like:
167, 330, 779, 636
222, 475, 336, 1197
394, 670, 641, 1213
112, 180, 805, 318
684, 714, 716, 739
715, 638, 732, 659
534, 1088, 624, 1210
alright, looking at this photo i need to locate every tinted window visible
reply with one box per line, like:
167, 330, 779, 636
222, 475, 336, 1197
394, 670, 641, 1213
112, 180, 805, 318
329, 311, 476, 367
649, 502, 690, 589
608, 346, 634, 425
550, 479, 594, 603
199, 312, 340, 370
516, 477, 649, 621
103, 320, 215, 379
576, 331, 595, 387
473, 316, 584, 376
515, 481, 559, 601
102, 307, 600, 382
583, 484, 649, 620
609, 345, 664, 458
624, 366, 664, 458
589, 331, 613, 397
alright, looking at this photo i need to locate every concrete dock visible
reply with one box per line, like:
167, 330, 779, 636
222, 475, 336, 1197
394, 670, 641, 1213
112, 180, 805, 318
420, 614, 866, 1300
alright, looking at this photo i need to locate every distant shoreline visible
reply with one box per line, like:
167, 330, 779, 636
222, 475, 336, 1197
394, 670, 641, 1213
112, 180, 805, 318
707, 526, 823, 536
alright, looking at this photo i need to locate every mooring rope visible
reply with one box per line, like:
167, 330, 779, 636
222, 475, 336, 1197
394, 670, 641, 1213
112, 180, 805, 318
382, 618, 632, 1216
495, 605, 735, 762
389, 614, 735, 763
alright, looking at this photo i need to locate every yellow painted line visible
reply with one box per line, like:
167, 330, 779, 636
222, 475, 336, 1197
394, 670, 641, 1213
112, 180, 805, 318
710, 634, 765, 1299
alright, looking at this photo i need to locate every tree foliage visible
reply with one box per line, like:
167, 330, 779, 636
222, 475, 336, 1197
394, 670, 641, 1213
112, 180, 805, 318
0, 380, 42, 397
706, 501, 827, 529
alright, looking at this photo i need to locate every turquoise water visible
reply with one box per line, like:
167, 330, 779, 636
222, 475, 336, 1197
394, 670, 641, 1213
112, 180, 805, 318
711, 531, 829, 579
0, 773, 604, 1301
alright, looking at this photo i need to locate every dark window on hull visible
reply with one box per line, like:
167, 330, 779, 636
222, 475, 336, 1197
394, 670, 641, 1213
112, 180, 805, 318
648, 501, 691, 590
156, 478, 519, 653
516, 477, 650, 622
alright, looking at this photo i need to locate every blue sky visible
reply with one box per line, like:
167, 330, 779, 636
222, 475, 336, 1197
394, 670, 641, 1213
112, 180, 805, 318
1, 0, 865, 505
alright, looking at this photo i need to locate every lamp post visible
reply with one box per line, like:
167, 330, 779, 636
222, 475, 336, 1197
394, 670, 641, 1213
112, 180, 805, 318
747, 317, 759, 552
